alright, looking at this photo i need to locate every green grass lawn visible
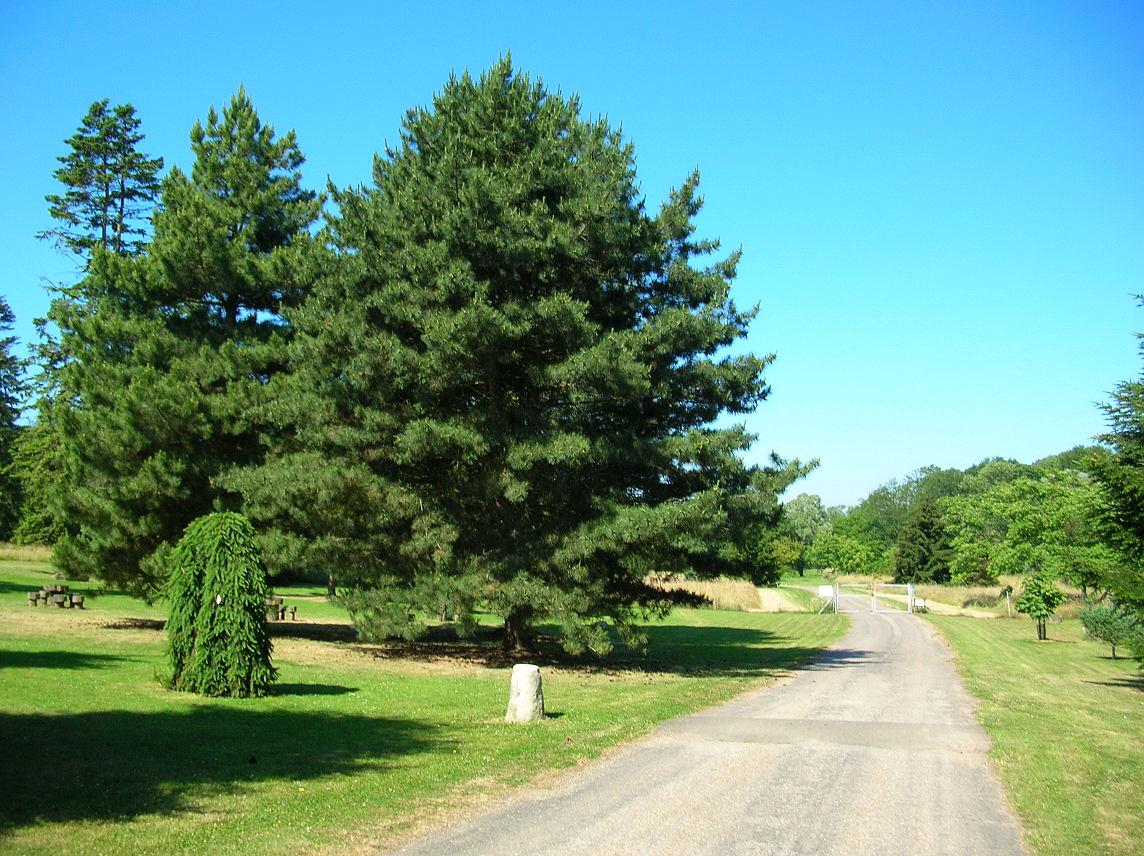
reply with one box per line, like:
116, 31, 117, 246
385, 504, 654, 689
928, 615, 1143, 856
0, 558, 848, 855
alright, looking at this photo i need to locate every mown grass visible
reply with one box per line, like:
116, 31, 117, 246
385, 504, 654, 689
0, 557, 848, 855
929, 615, 1144, 856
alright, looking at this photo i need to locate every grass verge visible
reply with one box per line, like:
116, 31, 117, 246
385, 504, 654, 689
928, 615, 1143, 855
0, 558, 847, 855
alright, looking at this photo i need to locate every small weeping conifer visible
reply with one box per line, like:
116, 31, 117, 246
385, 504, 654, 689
166, 512, 276, 697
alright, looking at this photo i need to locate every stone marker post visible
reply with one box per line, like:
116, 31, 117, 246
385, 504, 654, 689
505, 663, 544, 723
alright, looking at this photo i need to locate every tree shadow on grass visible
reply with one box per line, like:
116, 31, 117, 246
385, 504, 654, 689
0, 581, 45, 595
1083, 674, 1144, 692
102, 617, 359, 643
0, 706, 435, 835
360, 624, 860, 679
0, 650, 133, 670
621, 625, 867, 677
269, 683, 358, 697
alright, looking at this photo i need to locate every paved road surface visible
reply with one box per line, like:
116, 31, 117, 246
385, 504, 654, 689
390, 598, 1027, 856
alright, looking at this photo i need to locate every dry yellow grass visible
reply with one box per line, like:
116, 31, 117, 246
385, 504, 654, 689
0, 542, 53, 562
651, 575, 763, 611
914, 575, 1084, 617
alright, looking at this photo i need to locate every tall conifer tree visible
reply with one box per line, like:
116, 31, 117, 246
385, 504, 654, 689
0, 297, 25, 539
51, 91, 320, 594
39, 100, 163, 264
1091, 324, 1144, 616
892, 496, 951, 583
237, 60, 803, 651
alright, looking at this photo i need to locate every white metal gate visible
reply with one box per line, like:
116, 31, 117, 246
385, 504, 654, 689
827, 583, 918, 614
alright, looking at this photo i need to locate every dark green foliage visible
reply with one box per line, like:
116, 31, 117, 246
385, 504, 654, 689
892, 496, 951, 583
1078, 601, 1142, 659
51, 91, 320, 595
39, 100, 163, 264
1015, 571, 1067, 640
8, 419, 64, 544
1090, 328, 1144, 617
830, 467, 961, 571
0, 297, 26, 539
234, 59, 803, 652
166, 512, 275, 697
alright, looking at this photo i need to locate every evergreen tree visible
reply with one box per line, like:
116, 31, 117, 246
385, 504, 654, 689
892, 496, 951, 583
8, 418, 62, 544
1090, 324, 1144, 616
0, 297, 26, 538
166, 512, 275, 697
51, 91, 320, 595
1078, 601, 1142, 660
39, 100, 163, 264
235, 59, 803, 652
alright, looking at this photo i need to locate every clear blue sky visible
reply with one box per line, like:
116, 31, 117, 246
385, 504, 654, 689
3, 1, 1142, 507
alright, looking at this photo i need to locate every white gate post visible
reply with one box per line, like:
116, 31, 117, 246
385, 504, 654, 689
833, 583, 839, 613
908, 583, 915, 614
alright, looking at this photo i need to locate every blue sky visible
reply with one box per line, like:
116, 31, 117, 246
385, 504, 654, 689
3, 1, 1141, 506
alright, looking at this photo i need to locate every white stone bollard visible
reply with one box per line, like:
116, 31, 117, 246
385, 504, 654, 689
505, 663, 545, 723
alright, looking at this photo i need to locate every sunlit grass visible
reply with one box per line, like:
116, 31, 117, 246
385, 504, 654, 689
929, 615, 1143, 855
0, 557, 848, 855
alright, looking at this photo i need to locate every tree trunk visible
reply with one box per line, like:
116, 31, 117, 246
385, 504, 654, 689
504, 605, 536, 653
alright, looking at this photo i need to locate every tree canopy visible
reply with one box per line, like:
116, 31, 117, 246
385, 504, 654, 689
233, 59, 802, 652
941, 467, 1119, 588
1090, 325, 1144, 616
50, 90, 320, 595
38, 100, 163, 264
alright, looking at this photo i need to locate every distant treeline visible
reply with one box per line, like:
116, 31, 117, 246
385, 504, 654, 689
767, 446, 1119, 592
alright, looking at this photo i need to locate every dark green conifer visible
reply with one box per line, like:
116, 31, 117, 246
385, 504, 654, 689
166, 512, 275, 697
0, 297, 25, 539
51, 91, 320, 595
39, 100, 163, 264
892, 496, 952, 583
236, 59, 803, 652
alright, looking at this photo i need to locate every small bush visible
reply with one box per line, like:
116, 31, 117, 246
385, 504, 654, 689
1079, 601, 1143, 660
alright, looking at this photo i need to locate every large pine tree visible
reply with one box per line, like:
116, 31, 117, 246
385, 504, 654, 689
51, 91, 320, 594
236, 60, 802, 652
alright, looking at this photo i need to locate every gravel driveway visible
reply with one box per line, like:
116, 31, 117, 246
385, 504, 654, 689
390, 598, 1027, 855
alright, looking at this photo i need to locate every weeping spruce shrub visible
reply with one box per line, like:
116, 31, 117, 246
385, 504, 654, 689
166, 512, 276, 697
